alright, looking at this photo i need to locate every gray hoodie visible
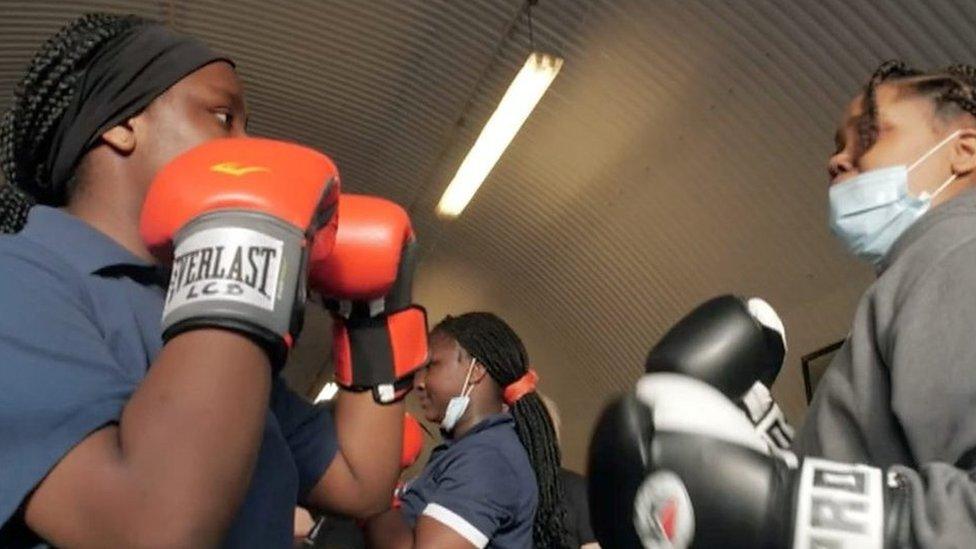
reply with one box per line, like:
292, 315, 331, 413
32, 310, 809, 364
795, 188, 976, 548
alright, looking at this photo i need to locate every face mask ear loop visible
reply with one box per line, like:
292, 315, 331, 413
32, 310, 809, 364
460, 357, 477, 398
928, 173, 959, 199
908, 129, 961, 172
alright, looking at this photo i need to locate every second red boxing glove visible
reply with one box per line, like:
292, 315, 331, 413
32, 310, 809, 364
401, 412, 424, 470
309, 194, 429, 403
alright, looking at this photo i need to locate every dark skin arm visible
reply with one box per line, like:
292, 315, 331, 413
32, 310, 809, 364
24, 330, 271, 548
364, 508, 478, 549
303, 390, 404, 519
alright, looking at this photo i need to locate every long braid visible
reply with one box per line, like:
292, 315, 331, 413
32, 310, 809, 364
435, 312, 573, 549
0, 13, 146, 232
0, 185, 31, 233
509, 392, 569, 548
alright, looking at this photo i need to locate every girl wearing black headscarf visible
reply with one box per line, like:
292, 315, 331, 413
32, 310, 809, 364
0, 14, 403, 547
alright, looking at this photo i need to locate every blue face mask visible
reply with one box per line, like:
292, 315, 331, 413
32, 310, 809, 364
828, 130, 961, 266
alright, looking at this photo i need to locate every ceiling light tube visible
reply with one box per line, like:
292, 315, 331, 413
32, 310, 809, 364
436, 52, 563, 218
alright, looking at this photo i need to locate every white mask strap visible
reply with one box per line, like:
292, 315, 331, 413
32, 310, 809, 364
928, 173, 959, 199
908, 129, 961, 172
460, 357, 477, 398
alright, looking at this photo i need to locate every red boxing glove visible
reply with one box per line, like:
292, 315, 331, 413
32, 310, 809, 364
140, 137, 339, 370
401, 412, 424, 470
392, 412, 425, 510
310, 194, 428, 403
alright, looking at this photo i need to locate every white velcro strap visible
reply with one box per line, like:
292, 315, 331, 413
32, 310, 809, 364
741, 382, 795, 451
793, 458, 883, 549
755, 401, 795, 451
635, 373, 769, 455
368, 297, 386, 317
374, 383, 395, 403
746, 297, 787, 351
423, 503, 489, 548
740, 381, 774, 423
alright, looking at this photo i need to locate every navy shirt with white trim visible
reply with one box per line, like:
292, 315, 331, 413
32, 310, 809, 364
400, 413, 537, 549
0, 206, 338, 548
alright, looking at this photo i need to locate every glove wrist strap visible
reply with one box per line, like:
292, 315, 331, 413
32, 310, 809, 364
792, 457, 885, 549
333, 305, 429, 403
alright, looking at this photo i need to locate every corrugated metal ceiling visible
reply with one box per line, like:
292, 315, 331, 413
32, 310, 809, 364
3, 0, 975, 469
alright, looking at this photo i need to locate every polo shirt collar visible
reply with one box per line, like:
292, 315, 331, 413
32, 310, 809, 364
441, 413, 514, 445
20, 206, 150, 273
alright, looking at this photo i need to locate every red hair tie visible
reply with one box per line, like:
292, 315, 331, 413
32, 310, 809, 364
503, 368, 539, 406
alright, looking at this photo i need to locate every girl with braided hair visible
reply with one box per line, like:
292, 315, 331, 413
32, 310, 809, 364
364, 312, 572, 548
0, 13, 142, 232
789, 59, 976, 546
584, 60, 976, 549
0, 13, 406, 548
0, 186, 31, 233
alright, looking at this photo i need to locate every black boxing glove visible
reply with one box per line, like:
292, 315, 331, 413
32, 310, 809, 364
588, 373, 903, 549
644, 294, 794, 451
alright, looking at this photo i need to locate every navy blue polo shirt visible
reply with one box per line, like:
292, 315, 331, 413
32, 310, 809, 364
0, 206, 337, 548
400, 413, 536, 548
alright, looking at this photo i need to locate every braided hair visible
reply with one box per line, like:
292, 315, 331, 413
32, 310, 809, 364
0, 13, 147, 233
858, 59, 976, 154
433, 312, 572, 549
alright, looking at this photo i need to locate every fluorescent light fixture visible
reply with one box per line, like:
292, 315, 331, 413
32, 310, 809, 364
436, 52, 563, 218
314, 381, 339, 403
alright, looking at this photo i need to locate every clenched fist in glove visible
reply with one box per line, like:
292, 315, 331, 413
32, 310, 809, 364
141, 137, 340, 371
588, 374, 903, 549
644, 295, 795, 451
310, 194, 428, 403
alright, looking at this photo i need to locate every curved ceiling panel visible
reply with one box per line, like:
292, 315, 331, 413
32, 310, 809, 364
3, 0, 974, 467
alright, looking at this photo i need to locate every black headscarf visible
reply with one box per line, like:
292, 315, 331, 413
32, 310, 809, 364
44, 21, 233, 198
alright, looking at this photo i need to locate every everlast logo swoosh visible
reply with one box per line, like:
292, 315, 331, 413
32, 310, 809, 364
210, 162, 270, 177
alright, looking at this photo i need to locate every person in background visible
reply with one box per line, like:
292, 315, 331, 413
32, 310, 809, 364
540, 393, 600, 549
364, 312, 573, 548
